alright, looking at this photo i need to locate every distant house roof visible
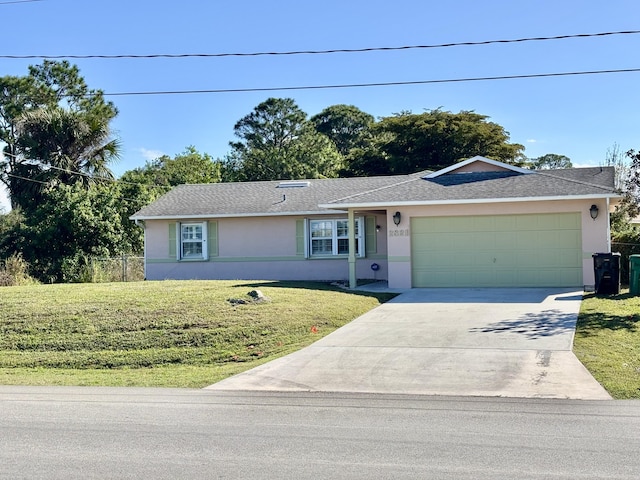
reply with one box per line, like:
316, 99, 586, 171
131, 157, 619, 220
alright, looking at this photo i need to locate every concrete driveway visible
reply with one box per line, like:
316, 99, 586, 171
207, 288, 611, 399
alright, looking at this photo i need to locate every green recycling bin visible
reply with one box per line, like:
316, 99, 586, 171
630, 255, 640, 296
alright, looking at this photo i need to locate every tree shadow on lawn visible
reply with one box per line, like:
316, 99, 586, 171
577, 292, 640, 336
231, 280, 397, 302
469, 309, 578, 339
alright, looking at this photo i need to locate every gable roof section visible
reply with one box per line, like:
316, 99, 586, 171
321, 166, 618, 208
423, 155, 532, 178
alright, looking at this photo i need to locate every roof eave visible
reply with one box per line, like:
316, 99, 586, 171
318, 193, 623, 210
129, 209, 347, 221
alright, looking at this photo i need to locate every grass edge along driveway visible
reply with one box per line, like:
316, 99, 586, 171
0, 280, 395, 388
574, 289, 640, 399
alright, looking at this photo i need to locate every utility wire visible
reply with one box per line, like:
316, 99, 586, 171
2, 151, 175, 190
6, 172, 49, 185
99, 68, 640, 97
0, 0, 42, 4
45, 164, 171, 190
5, 172, 154, 203
2, 30, 639, 59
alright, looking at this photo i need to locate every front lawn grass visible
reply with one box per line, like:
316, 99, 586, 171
0, 280, 395, 388
574, 289, 640, 399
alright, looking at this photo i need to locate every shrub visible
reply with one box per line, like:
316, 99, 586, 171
0, 253, 38, 287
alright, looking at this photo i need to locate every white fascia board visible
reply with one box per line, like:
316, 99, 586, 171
318, 193, 622, 210
129, 210, 346, 221
423, 156, 532, 178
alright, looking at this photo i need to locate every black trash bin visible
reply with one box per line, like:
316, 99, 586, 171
592, 252, 621, 294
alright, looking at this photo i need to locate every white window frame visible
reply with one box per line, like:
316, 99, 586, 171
308, 217, 364, 257
178, 222, 208, 261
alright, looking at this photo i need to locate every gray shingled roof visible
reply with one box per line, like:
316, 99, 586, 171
131, 173, 424, 219
131, 166, 618, 219
322, 166, 618, 207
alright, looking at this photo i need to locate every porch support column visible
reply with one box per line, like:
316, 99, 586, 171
348, 209, 357, 289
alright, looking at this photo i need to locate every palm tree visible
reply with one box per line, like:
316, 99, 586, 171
11, 107, 120, 209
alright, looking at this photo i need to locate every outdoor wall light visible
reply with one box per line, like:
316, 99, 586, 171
589, 204, 599, 220
393, 211, 402, 226
376, 225, 381, 232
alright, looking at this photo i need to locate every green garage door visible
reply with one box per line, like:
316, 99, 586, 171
411, 213, 583, 287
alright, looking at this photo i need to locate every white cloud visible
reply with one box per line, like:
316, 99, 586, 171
572, 162, 600, 169
526, 139, 537, 143
138, 148, 165, 162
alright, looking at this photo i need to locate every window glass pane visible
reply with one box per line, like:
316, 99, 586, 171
182, 224, 202, 240
336, 220, 348, 238
337, 238, 349, 254
182, 242, 203, 257
311, 239, 332, 255
311, 221, 332, 238
337, 239, 361, 255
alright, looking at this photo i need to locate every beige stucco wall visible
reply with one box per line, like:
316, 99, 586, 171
143, 214, 388, 282
142, 198, 611, 288
386, 199, 611, 289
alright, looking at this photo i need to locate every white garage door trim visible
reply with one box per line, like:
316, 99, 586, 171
411, 213, 583, 287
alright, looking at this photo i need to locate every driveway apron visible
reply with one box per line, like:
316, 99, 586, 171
207, 288, 611, 399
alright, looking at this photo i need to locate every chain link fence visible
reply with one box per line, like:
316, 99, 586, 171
90, 255, 144, 282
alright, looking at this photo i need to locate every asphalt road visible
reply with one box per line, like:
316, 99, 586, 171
1, 386, 639, 479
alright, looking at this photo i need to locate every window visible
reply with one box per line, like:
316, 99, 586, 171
179, 222, 208, 260
309, 218, 363, 257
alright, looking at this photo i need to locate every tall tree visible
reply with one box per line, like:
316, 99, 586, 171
348, 109, 525, 175
0, 61, 118, 209
14, 107, 119, 209
601, 143, 629, 190
310, 104, 374, 156
227, 98, 343, 181
529, 154, 572, 170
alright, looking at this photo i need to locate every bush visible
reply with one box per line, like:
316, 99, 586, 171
0, 253, 38, 287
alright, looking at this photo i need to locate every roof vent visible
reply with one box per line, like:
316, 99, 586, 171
277, 181, 310, 188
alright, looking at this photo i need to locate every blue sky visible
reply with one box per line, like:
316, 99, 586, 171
1, 0, 639, 209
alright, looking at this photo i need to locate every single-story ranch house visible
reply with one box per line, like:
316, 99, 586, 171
131, 156, 620, 289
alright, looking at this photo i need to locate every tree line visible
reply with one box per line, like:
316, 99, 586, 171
0, 61, 635, 283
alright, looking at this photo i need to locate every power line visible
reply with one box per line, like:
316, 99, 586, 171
5, 172, 155, 204
2, 151, 173, 190
6, 172, 49, 185
2, 30, 639, 59
99, 68, 640, 97
0, 0, 42, 4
